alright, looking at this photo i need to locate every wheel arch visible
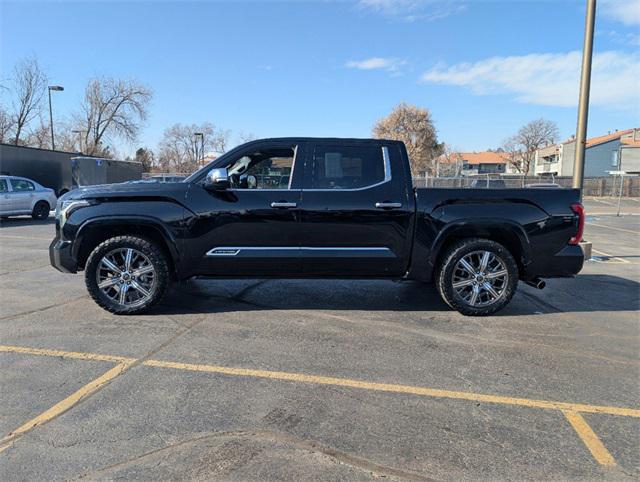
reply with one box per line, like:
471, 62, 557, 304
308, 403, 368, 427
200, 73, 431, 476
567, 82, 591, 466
74, 217, 179, 277
431, 220, 531, 279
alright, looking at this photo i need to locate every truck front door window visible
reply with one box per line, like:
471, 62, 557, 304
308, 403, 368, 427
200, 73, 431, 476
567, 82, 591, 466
225, 148, 295, 190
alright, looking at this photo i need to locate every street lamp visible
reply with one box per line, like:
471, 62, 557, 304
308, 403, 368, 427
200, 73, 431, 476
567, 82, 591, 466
194, 132, 204, 166
573, 0, 596, 197
71, 130, 86, 154
48, 85, 64, 151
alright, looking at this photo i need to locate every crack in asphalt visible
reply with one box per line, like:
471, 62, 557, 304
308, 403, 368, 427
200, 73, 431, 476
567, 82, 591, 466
74, 429, 436, 481
0, 295, 88, 322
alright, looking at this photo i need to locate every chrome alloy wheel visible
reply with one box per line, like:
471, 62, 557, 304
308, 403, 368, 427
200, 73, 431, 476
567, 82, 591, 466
96, 248, 156, 307
452, 250, 509, 307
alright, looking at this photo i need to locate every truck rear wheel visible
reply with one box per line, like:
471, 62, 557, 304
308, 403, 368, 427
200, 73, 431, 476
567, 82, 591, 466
436, 238, 518, 316
85, 236, 170, 315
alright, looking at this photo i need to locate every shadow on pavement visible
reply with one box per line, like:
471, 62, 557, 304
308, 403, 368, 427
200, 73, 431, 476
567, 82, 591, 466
520, 274, 640, 314
0, 216, 54, 227
146, 273, 639, 317
155, 278, 452, 315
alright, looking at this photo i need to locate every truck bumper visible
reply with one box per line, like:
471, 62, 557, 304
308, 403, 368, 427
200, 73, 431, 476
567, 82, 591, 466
49, 237, 78, 273
525, 244, 585, 279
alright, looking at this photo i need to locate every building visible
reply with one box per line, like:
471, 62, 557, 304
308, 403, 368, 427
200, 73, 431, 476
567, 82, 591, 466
453, 152, 508, 176
534, 128, 640, 177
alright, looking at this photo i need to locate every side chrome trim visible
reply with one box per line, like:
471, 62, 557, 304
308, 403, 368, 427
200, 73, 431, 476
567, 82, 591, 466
206, 246, 395, 258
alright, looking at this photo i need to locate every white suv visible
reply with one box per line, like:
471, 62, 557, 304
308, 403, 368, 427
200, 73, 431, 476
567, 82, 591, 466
0, 176, 57, 220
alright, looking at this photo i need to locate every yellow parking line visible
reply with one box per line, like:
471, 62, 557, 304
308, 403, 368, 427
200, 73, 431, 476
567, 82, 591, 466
2, 344, 636, 466
0, 345, 134, 364
0, 361, 132, 452
563, 410, 616, 466
143, 359, 640, 418
1, 344, 638, 419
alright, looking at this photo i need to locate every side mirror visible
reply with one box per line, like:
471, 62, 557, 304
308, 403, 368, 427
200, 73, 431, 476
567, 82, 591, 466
203, 168, 230, 190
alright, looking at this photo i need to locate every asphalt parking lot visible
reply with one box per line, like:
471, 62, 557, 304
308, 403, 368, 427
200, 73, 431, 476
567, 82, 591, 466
1, 197, 638, 480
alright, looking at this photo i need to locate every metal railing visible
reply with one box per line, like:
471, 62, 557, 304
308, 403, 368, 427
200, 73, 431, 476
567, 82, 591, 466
412, 175, 640, 197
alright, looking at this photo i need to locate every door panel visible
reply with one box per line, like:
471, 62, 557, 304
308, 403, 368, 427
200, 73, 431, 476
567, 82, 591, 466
299, 143, 413, 277
0, 179, 11, 214
183, 141, 304, 277
9, 179, 35, 212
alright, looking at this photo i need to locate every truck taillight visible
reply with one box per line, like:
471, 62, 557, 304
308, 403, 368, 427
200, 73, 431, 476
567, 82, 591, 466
569, 202, 585, 245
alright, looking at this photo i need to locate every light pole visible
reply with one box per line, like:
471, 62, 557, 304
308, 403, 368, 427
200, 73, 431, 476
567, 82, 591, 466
72, 130, 85, 154
194, 132, 204, 166
573, 0, 596, 198
48, 86, 64, 151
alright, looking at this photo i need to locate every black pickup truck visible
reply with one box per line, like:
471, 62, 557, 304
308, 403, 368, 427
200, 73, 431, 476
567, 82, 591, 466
50, 137, 585, 316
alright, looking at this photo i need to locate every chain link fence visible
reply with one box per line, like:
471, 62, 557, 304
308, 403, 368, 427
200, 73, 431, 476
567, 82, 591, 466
412, 175, 640, 197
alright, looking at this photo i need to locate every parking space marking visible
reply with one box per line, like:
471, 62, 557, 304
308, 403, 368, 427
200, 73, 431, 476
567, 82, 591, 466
2, 344, 639, 418
0, 361, 133, 453
1, 343, 638, 466
591, 249, 632, 264
563, 411, 616, 466
586, 222, 640, 235
0, 345, 134, 364
143, 359, 640, 418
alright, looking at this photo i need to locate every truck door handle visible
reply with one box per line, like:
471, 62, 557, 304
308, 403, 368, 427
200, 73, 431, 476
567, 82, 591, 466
270, 202, 297, 208
375, 202, 402, 209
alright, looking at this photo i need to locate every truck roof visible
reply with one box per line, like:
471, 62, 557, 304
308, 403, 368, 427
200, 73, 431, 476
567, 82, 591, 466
240, 137, 403, 145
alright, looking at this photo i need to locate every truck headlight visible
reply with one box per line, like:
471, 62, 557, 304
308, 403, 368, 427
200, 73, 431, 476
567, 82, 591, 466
56, 199, 92, 226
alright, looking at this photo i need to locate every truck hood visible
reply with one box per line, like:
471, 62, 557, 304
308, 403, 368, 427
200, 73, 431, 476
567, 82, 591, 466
63, 181, 191, 201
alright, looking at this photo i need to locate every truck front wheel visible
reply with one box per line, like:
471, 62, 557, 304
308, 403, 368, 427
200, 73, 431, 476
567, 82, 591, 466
436, 238, 518, 316
85, 236, 170, 315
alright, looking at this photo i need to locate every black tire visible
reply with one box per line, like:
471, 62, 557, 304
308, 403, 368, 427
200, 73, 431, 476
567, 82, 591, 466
31, 201, 50, 220
85, 236, 170, 315
436, 238, 518, 316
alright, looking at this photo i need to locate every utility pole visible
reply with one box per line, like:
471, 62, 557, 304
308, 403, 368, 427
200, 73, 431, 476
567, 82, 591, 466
194, 132, 204, 166
47, 86, 64, 150
573, 0, 596, 199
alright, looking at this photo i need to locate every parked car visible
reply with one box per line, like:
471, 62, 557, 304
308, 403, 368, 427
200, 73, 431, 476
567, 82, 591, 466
50, 137, 585, 316
525, 183, 562, 189
470, 179, 507, 189
1, 175, 57, 220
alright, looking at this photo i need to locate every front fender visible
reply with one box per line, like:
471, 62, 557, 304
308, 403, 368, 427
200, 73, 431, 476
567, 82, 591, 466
73, 215, 181, 268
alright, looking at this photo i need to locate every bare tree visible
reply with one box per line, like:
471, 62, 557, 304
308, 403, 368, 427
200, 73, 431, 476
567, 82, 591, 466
0, 106, 15, 143
237, 131, 257, 145
25, 117, 52, 149
74, 77, 152, 156
157, 122, 229, 172
10, 57, 47, 145
437, 144, 464, 177
503, 119, 559, 174
372, 102, 443, 176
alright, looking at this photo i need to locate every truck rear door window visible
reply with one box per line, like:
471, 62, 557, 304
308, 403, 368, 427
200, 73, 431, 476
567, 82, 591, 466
0, 179, 7, 193
311, 145, 385, 190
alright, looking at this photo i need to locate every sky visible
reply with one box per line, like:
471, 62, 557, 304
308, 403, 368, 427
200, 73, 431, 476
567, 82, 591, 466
1, 0, 639, 157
